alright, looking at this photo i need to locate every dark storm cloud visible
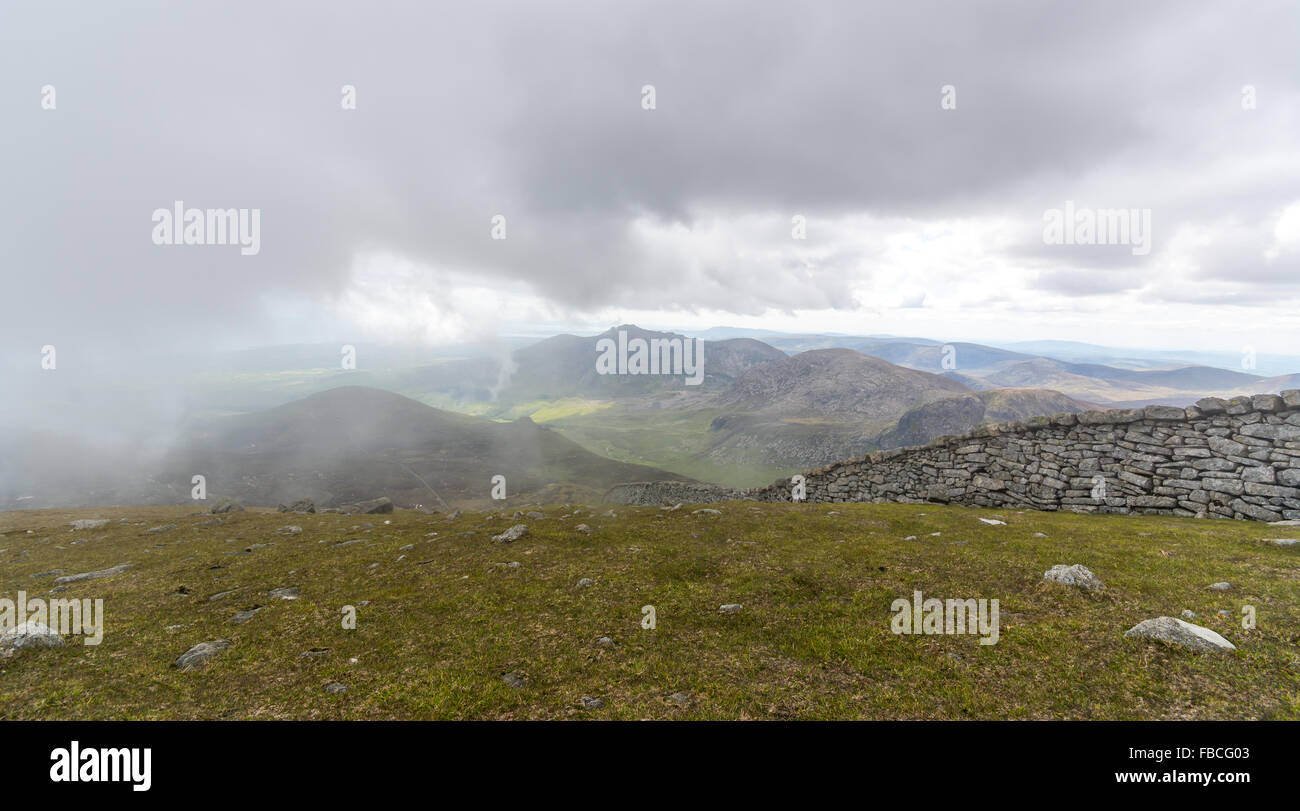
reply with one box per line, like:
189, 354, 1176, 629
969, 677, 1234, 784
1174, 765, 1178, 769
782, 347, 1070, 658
1, 0, 1298, 354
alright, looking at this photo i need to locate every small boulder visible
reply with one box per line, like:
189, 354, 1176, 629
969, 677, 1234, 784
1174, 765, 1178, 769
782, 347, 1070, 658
0, 621, 65, 651
211, 498, 244, 514
718, 604, 743, 614
175, 639, 230, 670
1123, 617, 1235, 652
493, 524, 529, 544
1042, 564, 1105, 593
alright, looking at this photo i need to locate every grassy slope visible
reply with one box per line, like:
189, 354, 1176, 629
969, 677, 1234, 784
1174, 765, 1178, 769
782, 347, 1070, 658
1, 503, 1297, 720
541, 407, 792, 488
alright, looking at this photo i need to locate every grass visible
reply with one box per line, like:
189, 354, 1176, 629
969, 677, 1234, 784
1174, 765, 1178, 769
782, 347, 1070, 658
544, 407, 792, 487
1, 502, 1298, 720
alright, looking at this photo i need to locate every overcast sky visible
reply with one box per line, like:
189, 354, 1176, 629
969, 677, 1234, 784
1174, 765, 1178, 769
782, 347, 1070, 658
3, 0, 1299, 361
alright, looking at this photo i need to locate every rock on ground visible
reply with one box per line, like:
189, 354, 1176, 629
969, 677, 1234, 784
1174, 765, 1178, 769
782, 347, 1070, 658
1123, 617, 1236, 652
493, 524, 529, 543
1042, 564, 1105, 592
53, 563, 133, 584
69, 519, 109, 530
0, 621, 65, 651
175, 639, 230, 670
210, 498, 244, 514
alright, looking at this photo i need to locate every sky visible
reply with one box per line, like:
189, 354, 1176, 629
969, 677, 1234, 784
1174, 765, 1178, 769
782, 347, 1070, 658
3, 0, 1300, 365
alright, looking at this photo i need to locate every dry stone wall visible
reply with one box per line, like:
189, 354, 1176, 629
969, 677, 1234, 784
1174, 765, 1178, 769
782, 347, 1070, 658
605, 392, 1300, 522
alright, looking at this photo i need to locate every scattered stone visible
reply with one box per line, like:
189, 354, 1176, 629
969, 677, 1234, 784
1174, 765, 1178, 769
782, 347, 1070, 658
207, 590, 238, 602
277, 498, 316, 514
661, 503, 682, 512
492, 524, 529, 544
718, 604, 743, 614
446, 510, 462, 520
1033, 532, 1047, 538
144, 523, 177, 534
1042, 564, 1105, 593
1123, 617, 1235, 652
978, 518, 1006, 526
195, 518, 223, 527
579, 696, 604, 710
174, 639, 230, 670
667, 692, 691, 708
1264, 538, 1298, 547
269, 587, 300, 600
502, 671, 527, 689
1181, 610, 1196, 620
691, 508, 721, 516
0, 621, 64, 651
276, 525, 302, 536
595, 636, 615, 648
324, 682, 347, 694
576, 578, 595, 588
232, 608, 261, 625
526, 511, 545, 520
211, 498, 244, 514
53, 563, 133, 585
1207, 582, 1233, 591
575, 524, 592, 534
30, 569, 64, 579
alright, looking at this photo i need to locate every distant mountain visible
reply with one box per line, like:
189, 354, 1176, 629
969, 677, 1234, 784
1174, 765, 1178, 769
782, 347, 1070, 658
981, 358, 1262, 402
712, 348, 971, 422
159, 386, 690, 508
878, 388, 1094, 449
502, 325, 785, 400
1, 387, 690, 510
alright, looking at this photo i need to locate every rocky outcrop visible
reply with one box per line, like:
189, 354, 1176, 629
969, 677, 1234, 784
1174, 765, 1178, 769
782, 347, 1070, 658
609, 391, 1300, 522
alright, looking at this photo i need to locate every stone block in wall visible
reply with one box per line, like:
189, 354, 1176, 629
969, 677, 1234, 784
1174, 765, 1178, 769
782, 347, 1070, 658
1143, 405, 1186, 420
1281, 389, 1300, 408
1253, 394, 1284, 413
1239, 423, 1300, 441
1230, 499, 1282, 521
1225, 396, 1253, 415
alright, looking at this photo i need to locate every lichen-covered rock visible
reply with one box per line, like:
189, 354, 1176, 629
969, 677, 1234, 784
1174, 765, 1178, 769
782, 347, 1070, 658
1123, 618, 1235, 652
175, 639, 230, 670
0, 621, 65, 651
1042, 564, 1104, 592
492, 524, 529, 543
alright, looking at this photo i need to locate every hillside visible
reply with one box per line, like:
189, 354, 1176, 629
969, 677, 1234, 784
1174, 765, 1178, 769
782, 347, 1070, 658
3, 502, 1296, 720
157, 386, 690, 508
711, 348, 971, 422
878, 388, 1094, 449
1, 387, 690, 511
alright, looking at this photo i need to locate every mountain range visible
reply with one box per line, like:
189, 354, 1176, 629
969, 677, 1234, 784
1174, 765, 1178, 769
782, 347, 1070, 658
6, 324, 1299, 508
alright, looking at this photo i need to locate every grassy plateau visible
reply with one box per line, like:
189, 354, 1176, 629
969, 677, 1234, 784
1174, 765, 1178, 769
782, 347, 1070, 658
1, 502, 1297, 720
